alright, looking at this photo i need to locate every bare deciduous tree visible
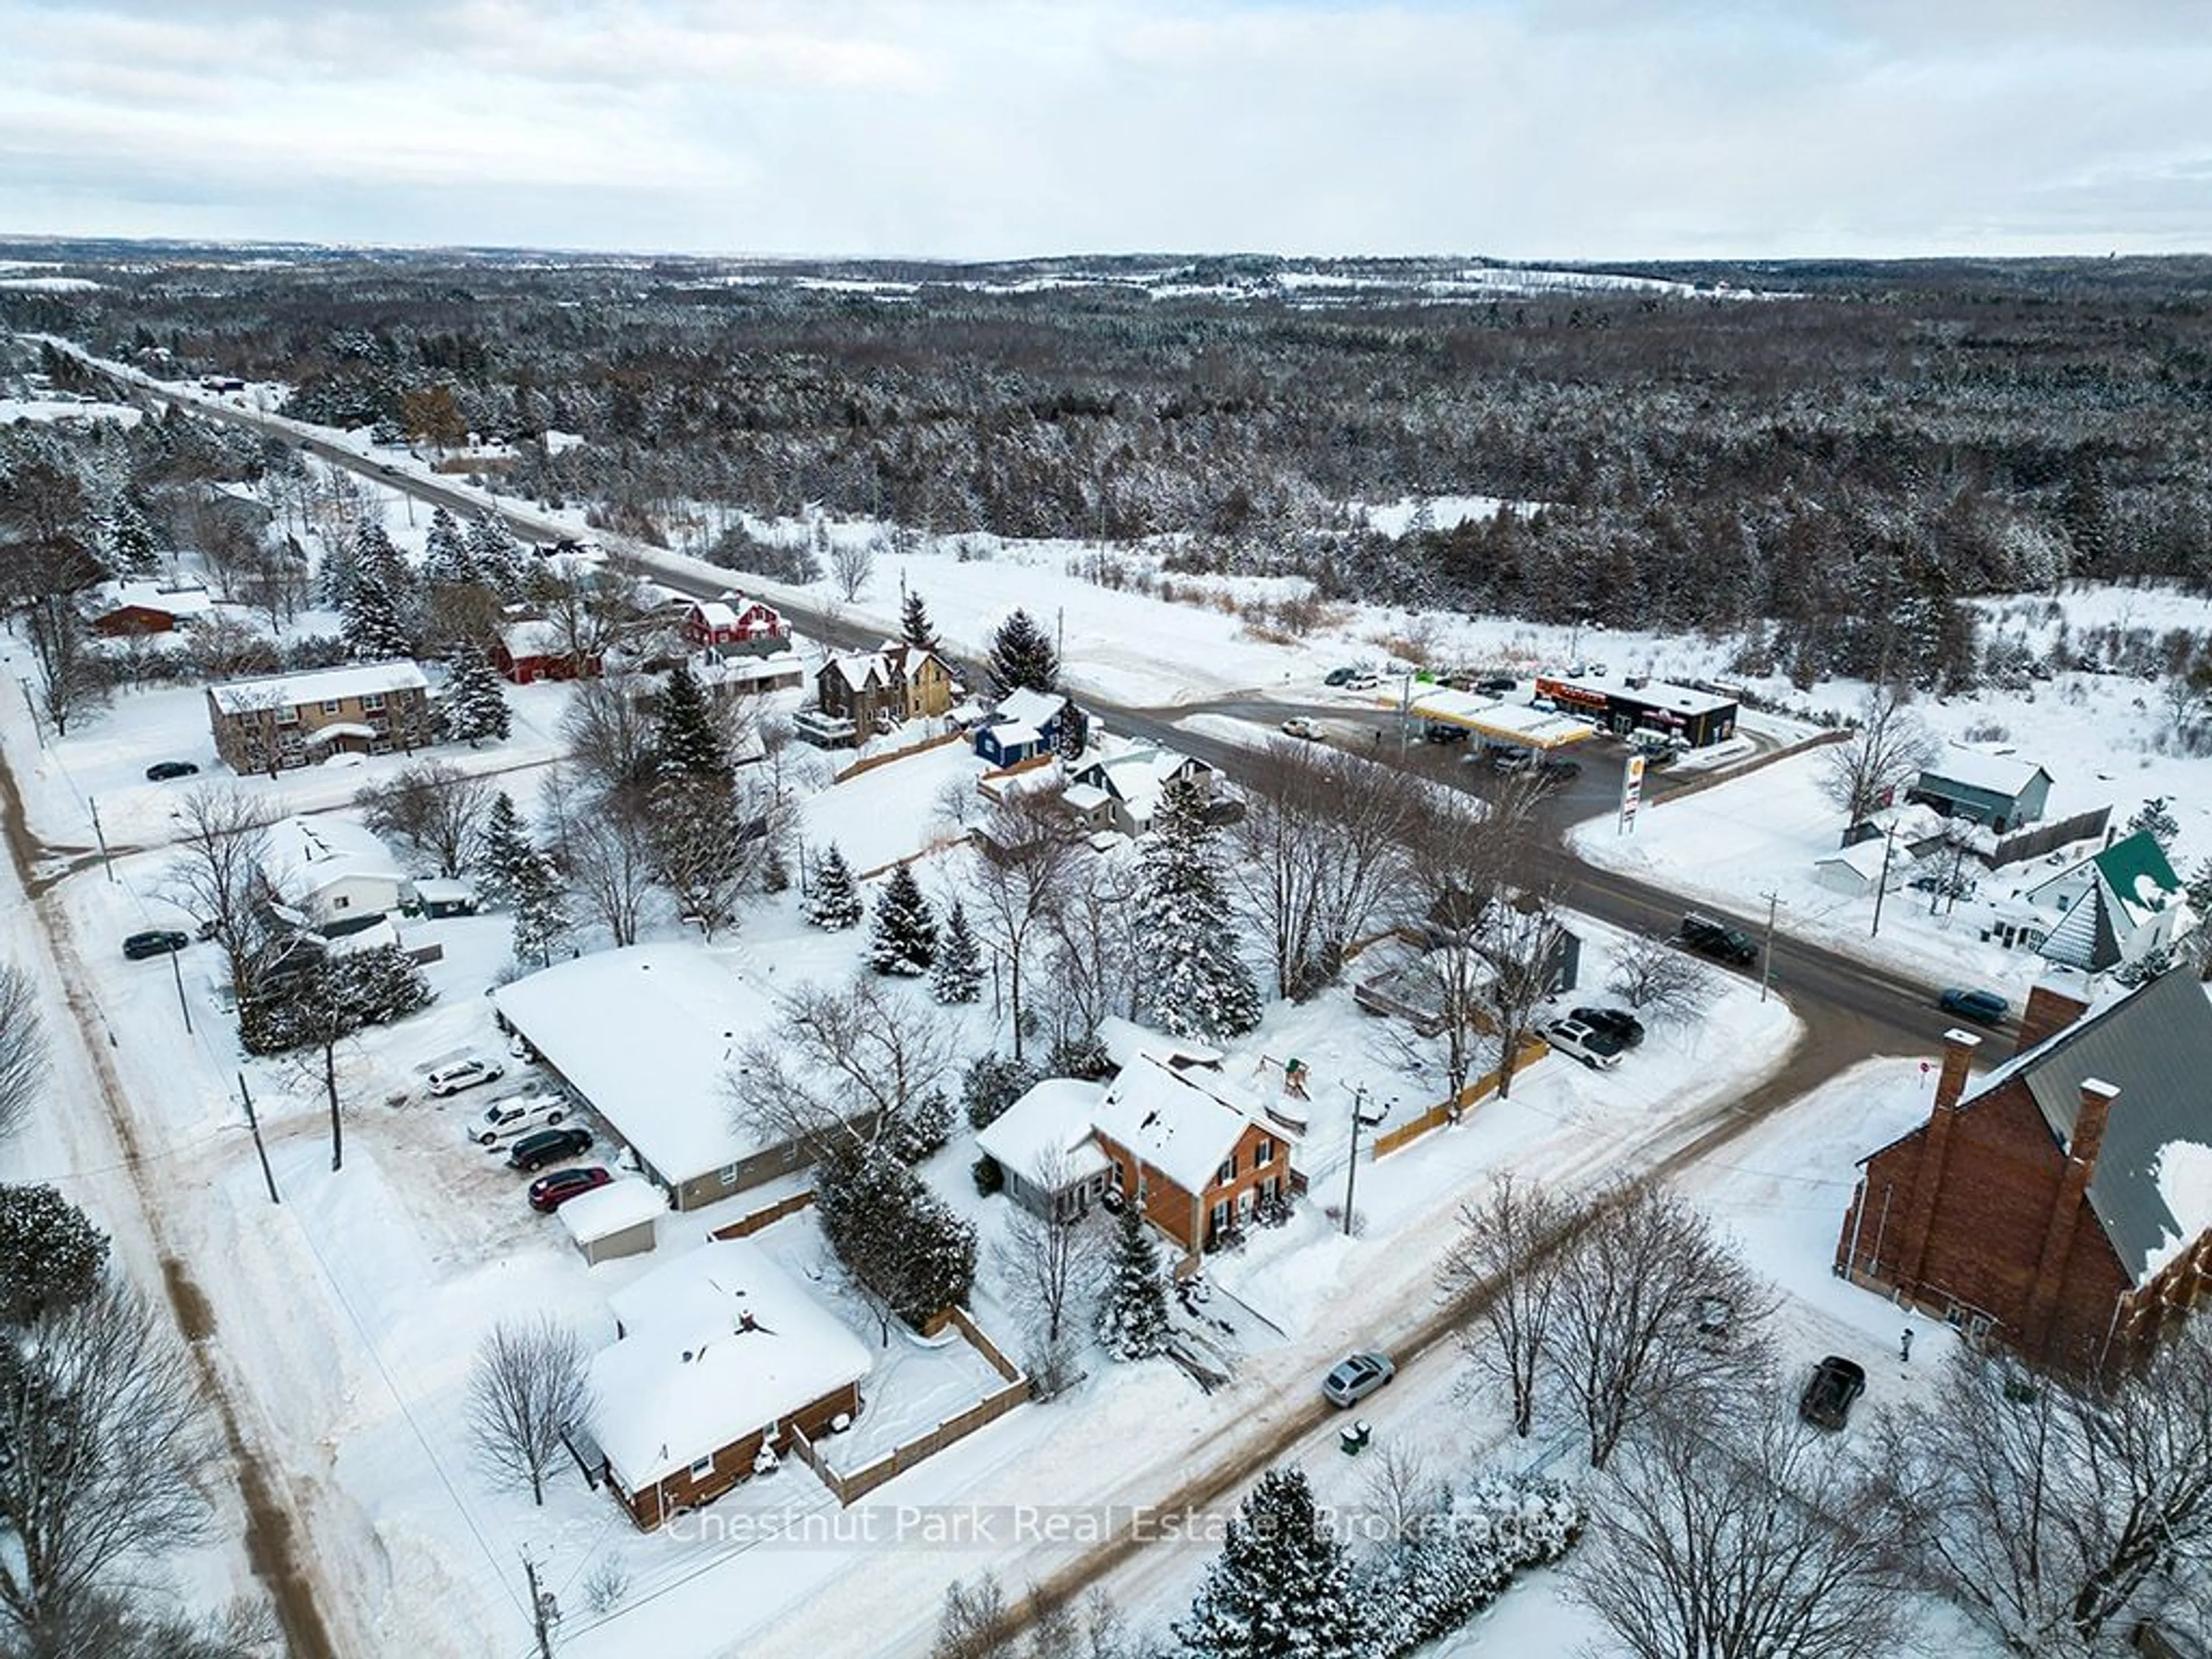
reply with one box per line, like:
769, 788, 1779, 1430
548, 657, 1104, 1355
1606, 929, 1720, 1024
1818, 685, 1937, 840
558, 674, 659, 806
1035, 857, 1144, 1053
354, 759, 492, 877
1891, 1320, 2212, 1655
998, 1150, 1107, 1395
161, 783, 274, 998
1548, 1181, 1775, 1469
968, 786, 1085, 1063
523, 556, 649, 669
729, 975, 959, 1165
830, 535, 876, 603
0, 964, 49, 1146
0, 1284, 215, 1642
465, 1316, 596, 1507
0, 460, 111, 737
1571, 1406, 1910, 1659
554, 803, 656, 948
1441, 1173, 1578, 1438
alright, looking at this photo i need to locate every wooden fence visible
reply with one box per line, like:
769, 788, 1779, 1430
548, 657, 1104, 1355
834, 727, 965, 784
787, 1306, 1032, 1506
1372, 1037, 1551, 1160
707, 1188, 815, 1240
1988, 805, 2111, 870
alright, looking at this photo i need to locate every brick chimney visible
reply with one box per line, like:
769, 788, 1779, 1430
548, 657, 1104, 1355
2016, 969, 2093, 1054
2024, 1077, 2120, 1360
1933, 1027, 1983, 1114
1898, 1028, 1984, 1289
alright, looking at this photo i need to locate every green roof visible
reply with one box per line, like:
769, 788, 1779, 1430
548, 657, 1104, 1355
2092, 831, 2181, 906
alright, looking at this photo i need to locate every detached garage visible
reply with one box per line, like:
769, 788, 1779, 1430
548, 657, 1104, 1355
559, 1178, 665, 1265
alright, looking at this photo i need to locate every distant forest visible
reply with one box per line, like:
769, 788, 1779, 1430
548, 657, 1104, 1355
9, 248, 2212, 692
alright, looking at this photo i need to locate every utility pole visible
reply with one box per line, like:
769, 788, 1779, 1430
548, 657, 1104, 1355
87, 796, 114, 882
522, 1554, 555, 1659
1342, 1088, 1388, 1237
1759, 890, 1781, 1004
1869, 821, 1898, 938
169, 944, 192, 1034
238, 1073, 279, 1205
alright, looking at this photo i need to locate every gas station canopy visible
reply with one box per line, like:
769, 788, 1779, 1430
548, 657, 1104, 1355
1402, 687, 1596, 751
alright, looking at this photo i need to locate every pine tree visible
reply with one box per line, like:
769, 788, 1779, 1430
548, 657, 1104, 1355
654, 660, 732, 781
442, 645, 512, 745
476, 790, 533, 909
808, 844, 863, 930
868, 864, 938, 976
933, 899, 984, 1003
422, 505, 478, 586
2128, 794, 2181, 854
511, 850, 571, 968
0, 1183, 111, 1326
900, 586, 941, 653
343, 568, 414, 661
1136, 775, 1262, 1042
468, 511, 524, 594
1177, 1468, 1365, 1659
104, 493, 158, 576
1097, 1203, 1171, 1361
987, 608, 1059, 698
648, 774, 755, 940
1055, 700, 1090, 763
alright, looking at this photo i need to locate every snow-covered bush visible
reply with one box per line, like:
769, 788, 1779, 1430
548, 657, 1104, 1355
1356, 1472, 1584, 1656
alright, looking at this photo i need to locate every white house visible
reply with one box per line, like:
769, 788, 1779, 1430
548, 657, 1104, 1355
2014, 831, 2198, 975
1812, 839, 1906, 899
1066, 740, 1218, 837
264, 815, 414, 934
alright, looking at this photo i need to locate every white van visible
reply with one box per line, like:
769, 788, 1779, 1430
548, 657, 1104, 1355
461, 1086, 568, 1147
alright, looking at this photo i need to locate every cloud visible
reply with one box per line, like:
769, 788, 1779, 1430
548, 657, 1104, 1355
1, 0, 2208, 257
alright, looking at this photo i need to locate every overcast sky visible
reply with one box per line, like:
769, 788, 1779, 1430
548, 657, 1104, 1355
4, 0, 2208, 261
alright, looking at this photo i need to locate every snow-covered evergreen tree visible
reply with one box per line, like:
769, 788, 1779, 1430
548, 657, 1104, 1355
441, 645, 512, 745
1135, 775, 1262, 1042
1177, 1468, 1365, 1659
511, 851, 571, 968
900, 586, 941, 653
1097, 1202, 1171, 1361
0, 1182, 110, 1326
476, 790, 533, 910
932, 899, 984, 1004
868, 864, 937, 976
104, 493, 158, 576
343, 568, 414, 661
647, 774, 755, 940
1055, 700, 1090, 763
654, 660, 732, 780
2128, 794, 2180, 854
467, 511, 524, 594
422, 505, 477, 586
808, 844, 863, 930
987, 607, 1059, 698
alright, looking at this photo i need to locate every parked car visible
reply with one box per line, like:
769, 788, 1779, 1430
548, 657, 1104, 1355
527, 1165, 614, 1213
1280, 717, 1324, 741
1679, 910, 1760, 967
143, 760, 200, 782
123, 929, 190, 960
508, 1126, 594, 1173
1490, 748, 1534, 774
1544, 1017, 1624, 1070
1324, 666, 1356, 687
1798, 1355, 1868, 1430
1476, 675, 1517, 694
1422, 721, 1467, 744
1570, 1006, 1646, 1048
1535, 755, 1582, 782
1321, 1351, 1395, 1407
426, 1056, 505, 1097
1345, 672, 1381, 691
465, 1089, 567, 1147
1938, 987, 2009, 1026
1530, 696, 1559, 713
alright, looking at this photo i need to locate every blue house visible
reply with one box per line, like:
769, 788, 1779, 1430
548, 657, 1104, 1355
973, 687, 1072, 767
1908, 747, 2053, 832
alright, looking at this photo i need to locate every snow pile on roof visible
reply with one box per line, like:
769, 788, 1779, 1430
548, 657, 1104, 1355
1074, 740, 1207, 825
264, 814, 404, 893
2147, 1141, 2212, 1279
591, 1238, 870, 1490
1096, 1015, 1221, 1073
1918, 744, 2047, 798
492, 944, 782, 1185
976, 1080, 1111, 1190
559, 1177, 666, 1245
98, 579, 213, 620
208, 659, 427, 714
994, 687, 1067, 729
1094, 1053, 1283, 1194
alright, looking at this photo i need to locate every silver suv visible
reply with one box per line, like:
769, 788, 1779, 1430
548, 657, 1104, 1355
1545, 1017, 1623, 1070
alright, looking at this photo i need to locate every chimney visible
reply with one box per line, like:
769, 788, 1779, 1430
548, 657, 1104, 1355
2070, 1078, 2120, 1174
1934, 1028, 1983, 1113
2017, 969, 2093, 1053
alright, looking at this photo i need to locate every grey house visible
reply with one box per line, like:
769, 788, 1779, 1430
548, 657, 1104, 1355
1909, 748, 2053, 832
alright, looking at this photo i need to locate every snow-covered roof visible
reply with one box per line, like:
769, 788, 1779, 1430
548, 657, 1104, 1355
1062, 782, 1112, 813
1918, 745, 2051, 800
1074, 741, 1207, 822
1407, 689, 1596, 750
1094, 1053, 1282, 1194
208, 659, 428, 714
1815, 841, 1892, 882
415, 877, 476, 904
976, 1079, 1112, 1191
1096, 1015, 1222, 1073
826, 652, 890, 692
97, 579, 213, 620
984, 719, 1041, 748
591, 1239, 871, 1490
1535, 674, 1734, 718
700, 648, 802, 685
995, 687, 1067, 729
264, 814, 404, 897
492, 944, 782, 1185
302, 721, 376, 744
691, 600, 741, 629
500, 619, 574, 659
559, 1177, 666, 1245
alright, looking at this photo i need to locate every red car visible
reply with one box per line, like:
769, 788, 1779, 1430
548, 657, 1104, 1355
527, 1165, 613, 1213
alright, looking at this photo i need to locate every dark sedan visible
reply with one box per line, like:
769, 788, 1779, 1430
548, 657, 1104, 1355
144, 760, 201, 782
123, 930, 191, 960
1570, 1006, 1646, 1048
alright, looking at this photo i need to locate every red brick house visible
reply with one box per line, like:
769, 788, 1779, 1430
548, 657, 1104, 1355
1836, 968, 2212, 1372
681, 594, 787, 650
1092, 1051, 1300, 1259
493, 618, 604, 684
588, 1238, 870, 1528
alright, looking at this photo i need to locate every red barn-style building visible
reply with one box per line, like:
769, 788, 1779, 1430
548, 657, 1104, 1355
681, 594, 787, 650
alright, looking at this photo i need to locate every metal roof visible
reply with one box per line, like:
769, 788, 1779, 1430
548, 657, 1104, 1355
1966, 969, 2212, 1284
